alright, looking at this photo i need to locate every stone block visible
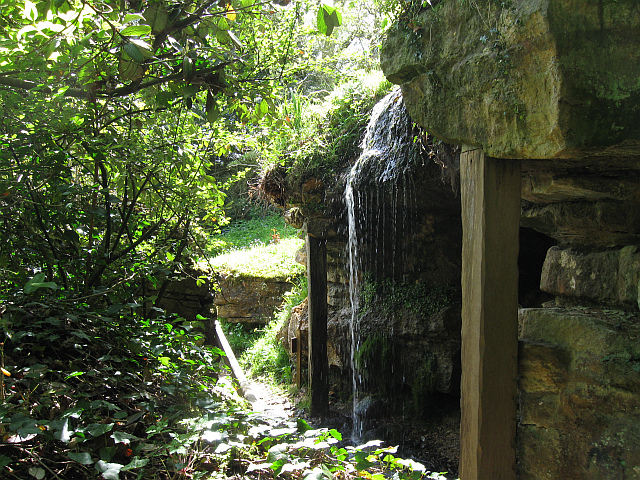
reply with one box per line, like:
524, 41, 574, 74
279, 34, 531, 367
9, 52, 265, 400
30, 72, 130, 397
518, 307, 640, 479
540, 245, 640, 308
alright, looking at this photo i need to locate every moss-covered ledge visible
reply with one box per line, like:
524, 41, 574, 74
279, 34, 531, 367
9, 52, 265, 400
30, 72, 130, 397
203, 238, 305, 323
380, 0, 640, 159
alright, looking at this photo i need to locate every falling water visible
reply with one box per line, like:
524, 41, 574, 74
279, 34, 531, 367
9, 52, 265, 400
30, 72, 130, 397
345, 87, 423, 441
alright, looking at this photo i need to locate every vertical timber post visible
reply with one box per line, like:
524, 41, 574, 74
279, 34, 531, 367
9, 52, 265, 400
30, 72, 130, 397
306, 233, 329, 415
460, 148, 520, 480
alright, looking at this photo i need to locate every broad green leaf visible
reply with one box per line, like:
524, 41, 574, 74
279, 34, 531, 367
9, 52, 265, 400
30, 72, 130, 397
123, 13, 146, 23
24, 273, 45, 293
119, 57, 143, 81
28, 467, 45, 479
69, 451, 94, 465
317, 4, 341, 37
128, 39, 153, 58
86, 423, 114, 437
123, 42, 145, 63
23, 0, 38, 21
120, 457, 148, 471
121, 25, 152, 37
111, 431, 141, 444
297, 418, 312, 433
143, 4, 168, 33
0, 455, 11, 468
95, 460, 123, 480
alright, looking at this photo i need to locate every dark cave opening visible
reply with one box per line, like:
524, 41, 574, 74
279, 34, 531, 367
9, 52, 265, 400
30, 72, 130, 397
518, 227, 556, 307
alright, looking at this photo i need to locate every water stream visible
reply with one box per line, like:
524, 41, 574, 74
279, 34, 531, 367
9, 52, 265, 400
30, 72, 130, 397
345, 87, 422, 441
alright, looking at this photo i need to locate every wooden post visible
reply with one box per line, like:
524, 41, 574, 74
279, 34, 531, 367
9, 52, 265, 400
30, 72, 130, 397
460, 148, 520, 480
306, 234, 329, 415
294, 327, 302, 388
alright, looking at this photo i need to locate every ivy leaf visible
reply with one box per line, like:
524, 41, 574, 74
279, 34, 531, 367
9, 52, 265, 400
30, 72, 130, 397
111, 431, 141, 445
95, 460, 123, 480
121, 25, 152, 37
120, 457, 148, 471
316, 4, 342, 37
69, 451, 94, 465
86, 423, 114, 437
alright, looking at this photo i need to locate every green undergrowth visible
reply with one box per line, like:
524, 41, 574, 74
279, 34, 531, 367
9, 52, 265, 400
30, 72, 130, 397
0, 295, 454, 479
239, 277, 308, 383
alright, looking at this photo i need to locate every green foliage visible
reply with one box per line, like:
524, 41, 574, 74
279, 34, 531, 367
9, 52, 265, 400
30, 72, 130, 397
219, 320, 261, 356
0, 297, 244, 479
239, 277, 307, 382
275, 72, 393, 188
360, 276, 460, 319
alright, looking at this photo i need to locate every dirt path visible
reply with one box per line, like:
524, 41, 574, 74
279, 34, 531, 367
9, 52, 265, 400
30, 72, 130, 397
244, 380, 295, 425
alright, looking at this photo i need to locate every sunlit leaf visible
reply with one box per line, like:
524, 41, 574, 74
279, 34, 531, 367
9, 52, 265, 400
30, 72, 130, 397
120, 457, 148, 471
226, 4, 236, 21
121, 25, 152, 37
317, 4, 342, 37
23, 0, 38, 21
228, 30, 244, 49
111, 431, 141, 445
123, 13, 146, 23
95, 460, 123, 480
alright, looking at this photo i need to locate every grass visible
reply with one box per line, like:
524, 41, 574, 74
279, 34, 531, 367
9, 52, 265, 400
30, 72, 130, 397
205, 208, 300, 257
206, 237, 305, 280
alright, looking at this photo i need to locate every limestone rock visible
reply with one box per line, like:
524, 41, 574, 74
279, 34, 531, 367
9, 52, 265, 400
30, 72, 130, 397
520, 159, 640, 246
518, 307, 640, 480
214, 274, 294, 323
540, 245, 640, 309
381, 0, 640, 158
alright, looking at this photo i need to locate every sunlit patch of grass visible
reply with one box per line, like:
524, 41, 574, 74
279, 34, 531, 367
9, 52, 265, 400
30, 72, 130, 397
204, 208, 300, 257
205, 237, 305, 280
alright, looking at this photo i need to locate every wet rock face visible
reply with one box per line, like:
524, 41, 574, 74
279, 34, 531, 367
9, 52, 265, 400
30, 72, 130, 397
380, 0, 640, 158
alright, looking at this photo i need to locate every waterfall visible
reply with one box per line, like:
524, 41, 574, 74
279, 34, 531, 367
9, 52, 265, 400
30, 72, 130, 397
345, 87, 422, 441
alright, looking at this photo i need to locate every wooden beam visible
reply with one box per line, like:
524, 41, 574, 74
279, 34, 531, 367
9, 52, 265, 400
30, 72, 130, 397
460, 148, 520, 480
306, 234, 329, 415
